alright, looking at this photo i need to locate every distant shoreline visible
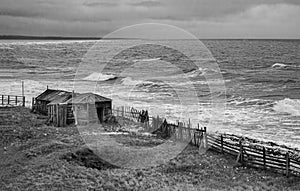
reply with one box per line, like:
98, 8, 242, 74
0, 35, 299, 41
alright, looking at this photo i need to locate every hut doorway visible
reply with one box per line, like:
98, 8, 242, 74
97, 107, 104, 123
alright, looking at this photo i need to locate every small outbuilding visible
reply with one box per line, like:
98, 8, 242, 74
32, 89, 71, 115
67, 93, 112, 125
34, 88, 112, 127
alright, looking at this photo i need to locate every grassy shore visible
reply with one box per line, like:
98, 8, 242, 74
0, 107, 299, 190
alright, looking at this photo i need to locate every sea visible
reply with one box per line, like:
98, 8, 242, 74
0, 39, 299, 148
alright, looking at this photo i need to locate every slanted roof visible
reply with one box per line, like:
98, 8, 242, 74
48, 93, 72, 105
65, 93, 111, 104
36, 89, 71, 102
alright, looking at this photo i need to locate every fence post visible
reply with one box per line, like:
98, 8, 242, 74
188, 119, 191, 140
15, 96, 18, 105
263, 147, 266, 170
178, 122, 183, 141
23, 96, 25, 107
193, 130, 196, 146
286, 152, 290, 177
204, 127, 207, 148
8, 95, 10, 105
1, 95, 3, 105
32, 97, 35, 109
221, 134, 224, 153
236, 138, 244, 164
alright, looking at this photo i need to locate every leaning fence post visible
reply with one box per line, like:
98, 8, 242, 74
286, 152, 290, 177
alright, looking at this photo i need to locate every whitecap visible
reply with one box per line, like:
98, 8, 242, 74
83, 72, 117, 82
121, 77, 145, 86
272, 63, 288, 69
133, 58, 161, 62
273, 98, 300, 116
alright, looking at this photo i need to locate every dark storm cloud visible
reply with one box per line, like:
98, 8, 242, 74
0, 0, 299, 21
0, 0, 299, 38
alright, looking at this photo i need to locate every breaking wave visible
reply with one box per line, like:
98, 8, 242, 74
121, 77, 145, 86
272, 63, 288, 69
133, 58, 161, 62
272, 63, 300, 70
273, 98, 300, 116
83, 72, 117, 81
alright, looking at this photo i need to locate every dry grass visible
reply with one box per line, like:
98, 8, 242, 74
0, 108, 299, 190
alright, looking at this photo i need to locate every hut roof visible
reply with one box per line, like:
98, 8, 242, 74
48, 93, 73, 105
36, 89, 71, 102
65, 93, 111, 104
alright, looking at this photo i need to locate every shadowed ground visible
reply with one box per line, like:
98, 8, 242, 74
0, 107, 299, 190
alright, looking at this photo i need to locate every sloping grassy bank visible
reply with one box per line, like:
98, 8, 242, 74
0, 108, 299, 190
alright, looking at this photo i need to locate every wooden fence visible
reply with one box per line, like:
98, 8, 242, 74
0, 94, 25, 107
113, 105, 300, 177
205, 133, 300, 177
112, 106, 150, 124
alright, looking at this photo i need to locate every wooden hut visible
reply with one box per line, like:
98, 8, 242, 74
67, 93, 112, 126
46, 91, 112, 127
32, 89, 71, 115
47, 93, 74, 127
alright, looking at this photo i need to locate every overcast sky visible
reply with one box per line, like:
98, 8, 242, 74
0, 0, 299, 38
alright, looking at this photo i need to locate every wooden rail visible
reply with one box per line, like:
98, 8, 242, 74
0, 94, 25, 107
112, 106, 150, 124
114, 105, 300, 177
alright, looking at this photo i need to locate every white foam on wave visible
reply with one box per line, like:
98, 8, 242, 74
121, 77, 145, 86
83, 72, 117, 82
271, 62, 300, 69
272, 63, 288, 68
133, 58, 161, 62
273, 98, 300, 116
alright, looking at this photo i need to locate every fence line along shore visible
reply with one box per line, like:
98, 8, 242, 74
112, 105, 300, 178
1, 95, 299, 178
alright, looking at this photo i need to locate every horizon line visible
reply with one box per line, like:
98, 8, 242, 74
0, 35, 299, 40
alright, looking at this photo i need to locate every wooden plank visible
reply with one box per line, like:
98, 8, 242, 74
265, 159, 286, 168
290, 159, 300, 166
265, 155, 287, 163
243, 147, 265, 156
222, 143, 241, 153
207, 139, 239, 156
207, 139, 222, 149
215, 139, 240, 151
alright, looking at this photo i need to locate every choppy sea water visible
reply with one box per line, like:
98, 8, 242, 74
0, 39, 299, 148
